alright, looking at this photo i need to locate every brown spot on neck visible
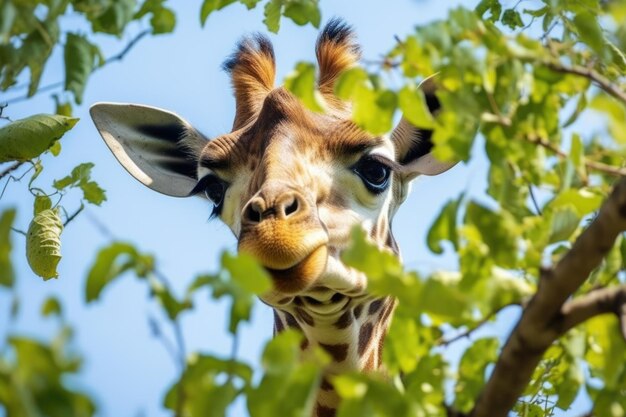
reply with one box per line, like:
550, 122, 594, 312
358, 322, 374, 357
319, 343, 349, 362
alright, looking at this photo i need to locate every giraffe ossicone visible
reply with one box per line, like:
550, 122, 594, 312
90, 18, 456, 416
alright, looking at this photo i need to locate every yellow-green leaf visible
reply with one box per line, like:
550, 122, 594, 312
284, 61, 326, 113
0, 114, 78, 163
26, 208, 63, 280
0, 208, 16, 287
398, 84, 435, 129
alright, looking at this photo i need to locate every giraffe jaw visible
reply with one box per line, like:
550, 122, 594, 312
259, 249, 369, 309
265, 244, 328, 294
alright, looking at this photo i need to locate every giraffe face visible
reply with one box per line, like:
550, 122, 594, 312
197, 87, 397, 299
89, 19, 456, 308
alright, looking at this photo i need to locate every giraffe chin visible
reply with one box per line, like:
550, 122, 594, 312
266, 245, 328, 295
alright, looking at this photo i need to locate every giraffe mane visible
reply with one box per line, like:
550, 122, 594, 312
316, 18, 361, 97
223, 34, 276, 129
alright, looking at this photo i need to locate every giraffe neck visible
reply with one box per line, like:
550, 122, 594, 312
273, 295, 396, 417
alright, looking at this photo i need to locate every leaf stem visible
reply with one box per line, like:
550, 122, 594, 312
0, 162, 24, 181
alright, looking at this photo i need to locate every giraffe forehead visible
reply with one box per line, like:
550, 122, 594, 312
200, 106, 391, 173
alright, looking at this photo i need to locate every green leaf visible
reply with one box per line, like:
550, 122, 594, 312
0, 208, 16, 287
91, 0, 136, 35
283, 0, 320, 28
54, 162, 94, 190
40, 296, 62, 317
263, 0, 282, 33
33, 195, 52, 215
26, 208, 63, 280
190, 252, 270, 333
454, 338, 500, 413
150, 280, 192, 321
475, 0, 501, 22
502, 9, 523, 29
80, 181, 106, 205
334, 67, 368, 100
200, 0, 237, 26
573, 12, 606, 56
548, 207, 580, 243
21, 20, 60, 96
550, 188, 604, 217
0, 114, 78, 163
85, 242, 154, 302
151, 7, 175, 34
53, 163, 106, 205
335, 68, 397, 134
284, 61, 326, 112
248, 330, 326, 417
427, 198, 460, 254
164, 354, 252, 416
64, 33, 100, 105
465, 202, 519, 268
261, 329, 302, 374
398, 84, 435, 129
222, 251, 272, 294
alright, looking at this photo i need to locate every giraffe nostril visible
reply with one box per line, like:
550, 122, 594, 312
285, 198, 299, 217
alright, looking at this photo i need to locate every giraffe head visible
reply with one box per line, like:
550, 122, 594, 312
90, 20, 455, 309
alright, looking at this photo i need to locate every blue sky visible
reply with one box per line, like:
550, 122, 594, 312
0, 0, 589, 416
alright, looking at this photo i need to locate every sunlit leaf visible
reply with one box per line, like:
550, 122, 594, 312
64, 33, 100, 104
0, 114, 78, 163
284, 61, 326, 112
26, 208, 63, 280
85, 242, 154, 302
40, 296, 62, 317
263, 0, 282, 33
200, 0, 236, 26
0, 208, 16, 287
454, 338, 500, 412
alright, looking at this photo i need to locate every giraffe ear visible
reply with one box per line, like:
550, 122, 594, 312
90, 102, 207, 197
392, 89, 457, 179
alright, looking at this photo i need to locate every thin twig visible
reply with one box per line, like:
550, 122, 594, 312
103, 29, 150, 65
528, 184, 542, 215
525, 135, 626, 177
0, 164, 34, 200
0, 103, 12, 122
63, 204, 84, 227
10, 228, 26, 236
540, 20, 560, 42
437, 303, 521, 346
148, 315, 181, 366
545, 61, 626, 105
0, 162, 24, 181
4, 29, 151, 105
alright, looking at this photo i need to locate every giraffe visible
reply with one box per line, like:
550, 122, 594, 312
90, 19, 456, 417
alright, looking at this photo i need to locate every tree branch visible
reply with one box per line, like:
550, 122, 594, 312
559, 285, 626, 339
545, 61, 626, 106
470, 177, 626, 417
437, 303, 522, 347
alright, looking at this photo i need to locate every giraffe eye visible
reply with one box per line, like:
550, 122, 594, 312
353, 157, 391, 193
204, 178, 225, 205
193, 175, 228, 217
